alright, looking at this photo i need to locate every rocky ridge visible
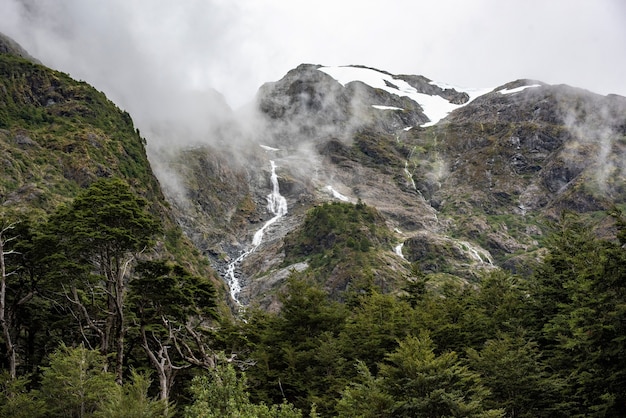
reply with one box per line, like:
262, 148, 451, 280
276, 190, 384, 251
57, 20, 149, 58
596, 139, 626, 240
158, 64, 626, 308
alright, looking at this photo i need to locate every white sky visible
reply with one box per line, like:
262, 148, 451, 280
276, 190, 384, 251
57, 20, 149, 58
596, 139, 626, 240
1, 0, 624, 118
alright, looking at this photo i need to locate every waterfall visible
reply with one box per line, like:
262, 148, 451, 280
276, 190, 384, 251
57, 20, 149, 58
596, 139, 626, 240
225, 160, 287, 304
453, 239, 493, 265
394, 242, 405, 259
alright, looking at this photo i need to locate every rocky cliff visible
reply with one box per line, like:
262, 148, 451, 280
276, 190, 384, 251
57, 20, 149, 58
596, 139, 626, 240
158, 64, 626, 309
3, 30, 624, 311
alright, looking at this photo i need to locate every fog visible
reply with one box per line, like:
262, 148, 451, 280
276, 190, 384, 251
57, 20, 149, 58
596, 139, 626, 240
1, 0, 625, 206
1, 1, 624, 116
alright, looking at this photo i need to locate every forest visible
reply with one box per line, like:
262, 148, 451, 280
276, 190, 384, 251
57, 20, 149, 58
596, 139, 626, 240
1, 177, 626, 417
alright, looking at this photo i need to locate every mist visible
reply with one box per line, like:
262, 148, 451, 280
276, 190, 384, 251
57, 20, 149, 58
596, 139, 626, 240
1, 0, 625, 209
1, 1, 624, 115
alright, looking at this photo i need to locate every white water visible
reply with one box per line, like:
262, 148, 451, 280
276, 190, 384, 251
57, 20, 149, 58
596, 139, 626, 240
394, 242, 405, 259
453, 239, 493, 265
325, 185, 350, 202
404, 161, 418, 192
225, 160, 287, 304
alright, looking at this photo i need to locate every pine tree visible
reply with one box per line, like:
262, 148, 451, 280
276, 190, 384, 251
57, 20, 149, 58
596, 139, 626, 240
38, 344, 118, 418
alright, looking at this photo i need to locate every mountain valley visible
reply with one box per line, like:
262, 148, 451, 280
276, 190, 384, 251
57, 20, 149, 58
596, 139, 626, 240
2, 33, 626, 416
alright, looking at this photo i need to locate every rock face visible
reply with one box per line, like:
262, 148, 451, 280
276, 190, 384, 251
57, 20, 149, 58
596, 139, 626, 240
150, 64, 626, 309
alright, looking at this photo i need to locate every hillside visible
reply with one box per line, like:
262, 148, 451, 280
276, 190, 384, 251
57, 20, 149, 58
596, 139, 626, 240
157, 64, 626, 309
0, 34, 227, 305
2, 33, 626, 417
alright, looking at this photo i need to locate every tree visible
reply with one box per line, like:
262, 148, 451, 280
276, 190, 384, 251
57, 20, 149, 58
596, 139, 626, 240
467, 335, 562, 417
245, 276, 347, 414
128, 260, 218, 402
336, 361, 394, 418
38, 344, 118, 418
41, 178, 160, 383
0, 213, 50, 379
0, 220, 19, 379
94, 369, 173, 418
338, 334, 504, 418
529, 212, 626, 416
339, 291, 417, 371
0, 371, 46, 418
184, 357, 304, 418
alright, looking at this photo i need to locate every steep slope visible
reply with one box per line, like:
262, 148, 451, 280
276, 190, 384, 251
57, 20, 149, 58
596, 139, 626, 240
0, 35, 228, 306
163, 64, 625, 309
118, 59, 624, 310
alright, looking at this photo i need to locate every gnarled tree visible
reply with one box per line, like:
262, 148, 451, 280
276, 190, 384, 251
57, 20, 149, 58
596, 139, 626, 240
41, 178, 160, 384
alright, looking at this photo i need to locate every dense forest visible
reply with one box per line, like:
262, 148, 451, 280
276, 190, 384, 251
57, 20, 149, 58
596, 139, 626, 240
2, 36, 626, 417
2, 190, 626, 417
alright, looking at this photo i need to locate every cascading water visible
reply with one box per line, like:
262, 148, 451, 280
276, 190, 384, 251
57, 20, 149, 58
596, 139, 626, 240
225, 159, 287, 304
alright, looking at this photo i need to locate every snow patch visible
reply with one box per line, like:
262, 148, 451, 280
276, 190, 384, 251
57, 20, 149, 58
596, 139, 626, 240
319, 66, 492, 127
498, 84, 541, 95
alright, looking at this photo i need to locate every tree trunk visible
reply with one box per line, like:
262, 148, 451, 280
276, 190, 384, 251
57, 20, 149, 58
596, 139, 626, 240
0, 224, 16, 379
140, 325, 173, 402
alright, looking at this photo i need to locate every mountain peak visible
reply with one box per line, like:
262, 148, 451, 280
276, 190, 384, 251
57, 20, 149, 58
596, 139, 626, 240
0, 32, 40, 63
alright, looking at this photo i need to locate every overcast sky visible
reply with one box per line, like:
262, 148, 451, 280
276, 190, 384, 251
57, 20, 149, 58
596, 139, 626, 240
1, 0, 625, 117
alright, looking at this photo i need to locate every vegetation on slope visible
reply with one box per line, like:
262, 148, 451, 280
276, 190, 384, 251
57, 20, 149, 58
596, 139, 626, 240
0, 52, 224, 298
282, 201, 404, 295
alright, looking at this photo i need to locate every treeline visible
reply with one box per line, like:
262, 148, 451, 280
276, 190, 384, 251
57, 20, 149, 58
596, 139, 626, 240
225, 209, 626, 417
2, 182, 626, 417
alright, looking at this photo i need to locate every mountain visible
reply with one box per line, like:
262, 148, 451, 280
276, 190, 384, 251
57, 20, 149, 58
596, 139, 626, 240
157, 63, 626, 309
0, 33, 228, 309
5, 32, 626, 417
2, 29, 625, 311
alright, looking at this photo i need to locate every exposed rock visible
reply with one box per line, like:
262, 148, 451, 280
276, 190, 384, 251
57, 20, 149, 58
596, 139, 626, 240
160, 64, 626, 308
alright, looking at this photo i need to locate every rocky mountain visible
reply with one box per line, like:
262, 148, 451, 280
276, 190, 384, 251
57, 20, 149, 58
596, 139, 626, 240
2, 30, 624, 312
155, 64, 626, 309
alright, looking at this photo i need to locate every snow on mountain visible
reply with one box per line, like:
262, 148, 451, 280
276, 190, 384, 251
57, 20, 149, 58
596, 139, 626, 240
318, 65, 492, 127
498, 84, 542, 95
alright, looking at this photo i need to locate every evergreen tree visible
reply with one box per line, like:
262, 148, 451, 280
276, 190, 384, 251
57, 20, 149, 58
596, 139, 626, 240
338, 334, 504, 417
245, 275, 347, 415
184, 358, 304, 418
529, 212, 626, 416
128, 260, 218, 402
40, 178, 161, 383
94, 369, 173, 418
0, 371, 46, 418
38, 344, 118, 418
467, 334, 562, 417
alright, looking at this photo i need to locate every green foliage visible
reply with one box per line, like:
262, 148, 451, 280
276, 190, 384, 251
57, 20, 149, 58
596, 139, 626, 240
467, 335, 561, 417
95, 369, 173, 418
240, 276, 349, 415
0, 54, 160, 205
284, 201, 387, 263
338, 292, 418, 371
38, 344, 118, 417
282, 201, 399, 295
0, 371, 46, 418
335, 361, 394, 418
130, 260, 218, 324
184, 359, 303, 418
526, 213, 626, 416
338, 334, 504, 418
44, 177, 161, 271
